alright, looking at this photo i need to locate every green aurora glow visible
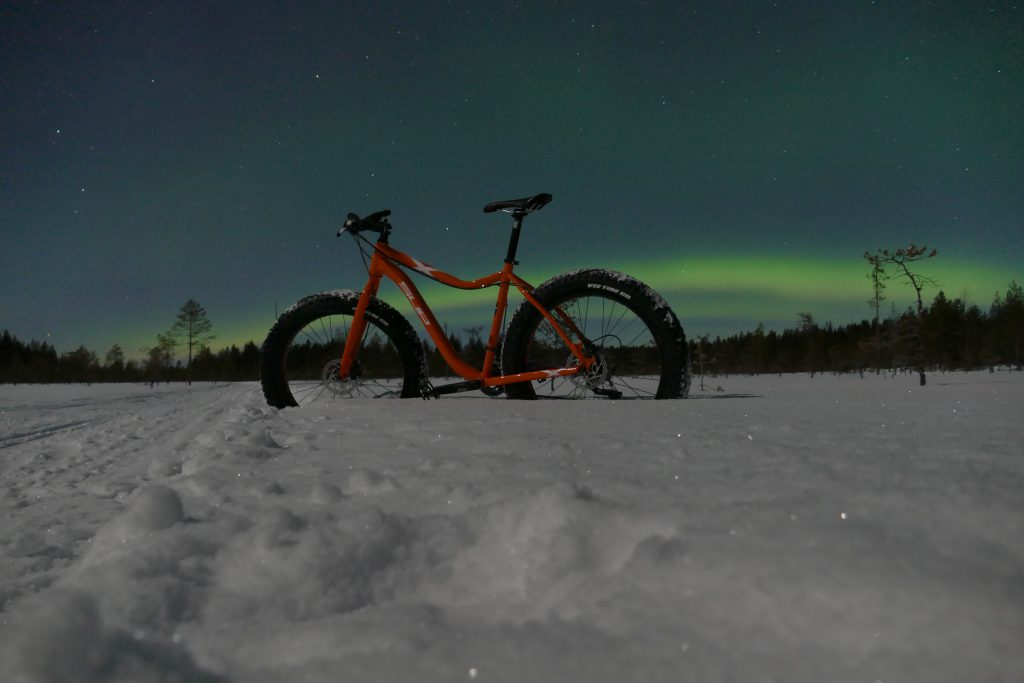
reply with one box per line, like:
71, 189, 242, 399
189, 253, 1019, 355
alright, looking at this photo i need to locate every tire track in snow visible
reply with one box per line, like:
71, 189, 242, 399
0, 383, 257, 611
0, 420, 93, 449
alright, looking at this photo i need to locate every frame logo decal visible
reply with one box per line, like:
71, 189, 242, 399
398, 281, 431, 327
410, 257, 439, 277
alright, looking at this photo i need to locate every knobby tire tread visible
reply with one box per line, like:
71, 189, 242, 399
260, 291, 425, 407
501, 269, 688, 400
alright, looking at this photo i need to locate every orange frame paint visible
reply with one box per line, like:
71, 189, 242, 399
338, 239, 595, 388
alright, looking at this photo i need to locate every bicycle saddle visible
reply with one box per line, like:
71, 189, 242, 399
483, 193, 552, 214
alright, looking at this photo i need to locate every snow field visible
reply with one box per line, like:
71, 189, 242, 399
1, 373, 1022, 682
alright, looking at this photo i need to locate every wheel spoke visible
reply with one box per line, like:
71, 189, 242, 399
622, 323, 652, 349
604, 303, 633, 340
516, 284, 681, 400
611, 375, 656, 397
275, 306, 413, 405
318, 316, 332, 346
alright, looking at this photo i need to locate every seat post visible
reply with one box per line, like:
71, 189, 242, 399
504, 212, 525, 264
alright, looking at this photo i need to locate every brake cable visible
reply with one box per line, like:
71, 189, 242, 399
353, 232, 374, 275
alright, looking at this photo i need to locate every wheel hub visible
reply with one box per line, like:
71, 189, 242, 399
567, 349, 610, 390
320, 359, 359, 397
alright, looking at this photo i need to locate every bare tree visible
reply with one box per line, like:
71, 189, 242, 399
864, 244, 938, 386
864, 256, 887, 372
169, 299, 216, 385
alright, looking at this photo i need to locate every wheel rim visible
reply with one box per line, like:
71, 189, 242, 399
524, 294, 663, 399
283, 314, 406, 404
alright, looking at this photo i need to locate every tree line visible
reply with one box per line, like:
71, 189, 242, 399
2, 272, 1021, 385
691, 280, 1023, 380
0, 332, 261, 384
0, 298, 244, 384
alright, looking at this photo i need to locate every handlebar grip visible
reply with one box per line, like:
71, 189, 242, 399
337, 212, 361, 236
337, 209, 392, 236
364, 209, 391, 224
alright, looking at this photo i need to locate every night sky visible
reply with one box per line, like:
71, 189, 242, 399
2, 1, 1021, 358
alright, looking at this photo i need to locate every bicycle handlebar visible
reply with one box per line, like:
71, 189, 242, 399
337, 209, 391, 237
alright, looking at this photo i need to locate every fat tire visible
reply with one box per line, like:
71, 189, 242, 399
260, 291, 425, 407
502, 269, 688, 399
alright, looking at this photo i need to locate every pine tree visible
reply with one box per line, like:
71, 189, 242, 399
169, 299, 216, 385
63, 346, 98, 382
105, 344, 125, 374
864, 254, 887, 372
144, 332, 177, 383
797, 312, 823, 375
992, 280, 1024, 369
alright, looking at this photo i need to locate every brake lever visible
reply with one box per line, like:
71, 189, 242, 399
337, 212, 361, 237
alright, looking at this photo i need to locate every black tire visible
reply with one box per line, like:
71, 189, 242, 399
502, 269, 688, 399
260, 291, 425, 407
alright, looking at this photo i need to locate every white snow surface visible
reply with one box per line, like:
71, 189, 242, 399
1, 374, 1022, 682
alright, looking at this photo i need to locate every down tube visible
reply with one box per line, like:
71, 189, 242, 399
377, 259, 483, 381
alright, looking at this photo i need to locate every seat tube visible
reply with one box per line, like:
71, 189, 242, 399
483, 262, 514, 377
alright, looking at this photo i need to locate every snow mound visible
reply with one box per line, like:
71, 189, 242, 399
1, 589, 108, 682
431, 483, 675, 620
310, 481, 343, 503
0, 588, 220, 683
122, 484, 185, 533
345, 467, 398, 495
147, 454, 182, 478
206, 506, 411, 623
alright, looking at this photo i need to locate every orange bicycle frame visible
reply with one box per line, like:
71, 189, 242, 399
338, 239, 595, 389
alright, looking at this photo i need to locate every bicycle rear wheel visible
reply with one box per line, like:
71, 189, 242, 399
260, 291, 425, 407
502, 269, 688, 399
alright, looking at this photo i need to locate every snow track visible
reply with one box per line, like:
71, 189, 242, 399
0, 384, 248, 608
1, 375, 1023, 682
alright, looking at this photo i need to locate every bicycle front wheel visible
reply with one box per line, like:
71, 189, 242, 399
502, 269, 688, 399
260, 291, 425, 407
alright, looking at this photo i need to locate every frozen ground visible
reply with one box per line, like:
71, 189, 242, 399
1, 373, 1022, 682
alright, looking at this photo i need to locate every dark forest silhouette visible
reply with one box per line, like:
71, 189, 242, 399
2, 280, 1021, 384
0, 336, 263, 384
694, 280, 1022, 377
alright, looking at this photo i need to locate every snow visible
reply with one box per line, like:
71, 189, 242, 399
280, 289, 359, 317
1, 373, 1022, 682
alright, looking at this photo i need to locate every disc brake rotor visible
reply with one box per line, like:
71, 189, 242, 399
567, 349, 610, 390
320, 359, 358, 397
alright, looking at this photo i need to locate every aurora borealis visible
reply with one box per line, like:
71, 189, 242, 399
2, 1, 1021, 356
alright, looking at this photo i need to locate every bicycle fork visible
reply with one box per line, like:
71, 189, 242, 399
337, 272, 383, 381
